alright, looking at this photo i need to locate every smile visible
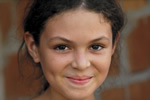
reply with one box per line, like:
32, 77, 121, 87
66, 76, 93, 85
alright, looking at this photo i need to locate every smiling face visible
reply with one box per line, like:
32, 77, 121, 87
25, 9, 117, 100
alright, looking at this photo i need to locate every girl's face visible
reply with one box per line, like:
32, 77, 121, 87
26, 9, 117, 100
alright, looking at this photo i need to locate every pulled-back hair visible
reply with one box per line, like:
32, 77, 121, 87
18, 0, 124, 92
24, 0, 124, 45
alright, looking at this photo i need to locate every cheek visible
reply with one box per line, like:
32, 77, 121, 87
93, 52, 112, 75
40, 53, 72, 75
40, 53, 72, 86
94, 55, 112, 85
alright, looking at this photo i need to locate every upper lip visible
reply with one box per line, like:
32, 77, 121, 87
66, 76, 93, 80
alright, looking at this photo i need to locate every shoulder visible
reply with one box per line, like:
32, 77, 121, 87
31, 96, 41, 100
31, 89, 49, 100
30, 93, 48, 100
31, 97, 38, 100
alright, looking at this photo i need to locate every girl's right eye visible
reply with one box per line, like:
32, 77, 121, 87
54, 44, 69, 51
90, 44, 104, 51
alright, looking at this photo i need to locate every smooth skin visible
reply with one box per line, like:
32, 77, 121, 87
25, 9, 119, 100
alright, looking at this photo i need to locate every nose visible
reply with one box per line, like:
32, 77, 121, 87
71, 51, 91, 70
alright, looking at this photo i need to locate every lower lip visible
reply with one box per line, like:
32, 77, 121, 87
66, 77, 92, 85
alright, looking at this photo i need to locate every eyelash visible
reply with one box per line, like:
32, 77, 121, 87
54, 44, 69, 51
90, 44, 104, 51
53, 44, 104, 52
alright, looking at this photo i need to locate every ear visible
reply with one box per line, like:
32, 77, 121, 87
24, 32, 40, 63
112, 32, 120, 55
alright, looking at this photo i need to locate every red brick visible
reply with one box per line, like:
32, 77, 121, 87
101, 88, 126, 100
122, 0, 147, 12
129, 80, 150, 100
0, 2, 12, 42
4, 53, 43, 99
127, 16, 150, 72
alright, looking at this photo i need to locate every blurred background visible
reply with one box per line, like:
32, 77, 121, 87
0, 0, 150, 100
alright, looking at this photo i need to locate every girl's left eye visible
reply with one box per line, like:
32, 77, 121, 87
90, 44, 103, 51
54, 45, 69, 51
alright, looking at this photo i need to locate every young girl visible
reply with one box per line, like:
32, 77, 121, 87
19, 0, 124, 100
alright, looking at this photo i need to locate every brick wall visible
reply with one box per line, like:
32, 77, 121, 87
0, 0, 150, 100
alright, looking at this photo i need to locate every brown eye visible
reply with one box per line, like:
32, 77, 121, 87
90, 44, 103, 51
54, 44, 69, 51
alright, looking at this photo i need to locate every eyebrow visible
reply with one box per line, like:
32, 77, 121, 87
48, 36, 110, 44
48, 36, 74, 44
90, 36, 110, 43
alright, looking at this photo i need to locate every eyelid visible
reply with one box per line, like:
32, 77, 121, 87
89, 43, 104, 51
53, 44, 71, 52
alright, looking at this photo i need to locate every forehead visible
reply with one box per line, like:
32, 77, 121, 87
47, 9, 111, 26
41, 9, 112, 41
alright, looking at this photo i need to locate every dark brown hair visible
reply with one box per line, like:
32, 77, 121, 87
18, 0, 125, 92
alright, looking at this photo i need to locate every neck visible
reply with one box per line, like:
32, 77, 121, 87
43, 87, 96, 100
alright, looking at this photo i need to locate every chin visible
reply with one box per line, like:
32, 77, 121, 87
66, 93, 93, 100
61, 87, 95, 100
